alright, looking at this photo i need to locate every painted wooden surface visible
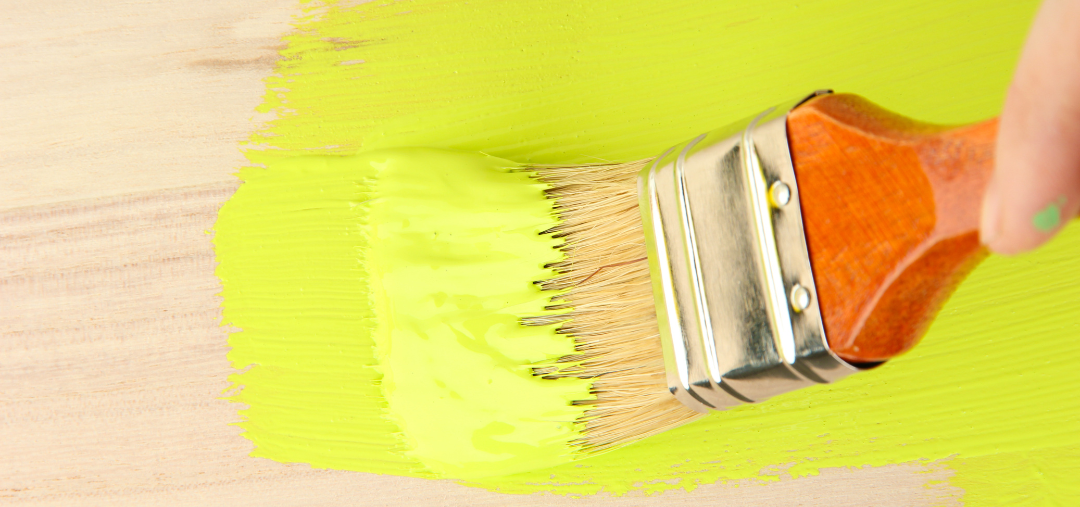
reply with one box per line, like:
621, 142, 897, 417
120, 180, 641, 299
789, 94, 996, 362
10, 0, 1080, 505
0, 1, 963, 505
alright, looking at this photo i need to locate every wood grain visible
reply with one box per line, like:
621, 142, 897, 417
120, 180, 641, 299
789, 94, 996, 363
1, 1, 959, 504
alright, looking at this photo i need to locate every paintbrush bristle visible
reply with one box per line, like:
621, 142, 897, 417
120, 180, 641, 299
521, 160, 703, 455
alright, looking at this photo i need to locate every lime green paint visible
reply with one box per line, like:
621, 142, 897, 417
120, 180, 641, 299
215, 154, 416, 476
1033, 196, 1066, 232
216, 149, 591, 479
366, 149, 590, 479
217, 0, 1080, 503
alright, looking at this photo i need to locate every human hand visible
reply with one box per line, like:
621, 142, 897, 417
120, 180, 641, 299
980, 0, 1080, 254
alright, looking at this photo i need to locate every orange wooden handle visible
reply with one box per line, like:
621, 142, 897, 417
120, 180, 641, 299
787, 93, 997, 363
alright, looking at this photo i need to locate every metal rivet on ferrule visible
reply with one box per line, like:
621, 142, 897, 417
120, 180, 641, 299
769, 181, 791, 208
789, 284, 810, 312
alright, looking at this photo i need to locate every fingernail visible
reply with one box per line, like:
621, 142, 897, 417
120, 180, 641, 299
1032, 195, 1067, 233
980, 181, 1001, 246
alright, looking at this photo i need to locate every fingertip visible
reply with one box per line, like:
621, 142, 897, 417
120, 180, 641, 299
984, 193, 1072, 256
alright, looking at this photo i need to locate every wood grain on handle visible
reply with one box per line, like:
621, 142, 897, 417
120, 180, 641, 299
787, 94, 997, 363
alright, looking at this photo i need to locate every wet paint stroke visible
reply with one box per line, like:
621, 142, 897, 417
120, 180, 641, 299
215, 149, 593, 479
216, 0, 1080, 504
365, 149, 592, 479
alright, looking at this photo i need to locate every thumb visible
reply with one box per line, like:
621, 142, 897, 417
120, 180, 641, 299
981, 0, 1080, 255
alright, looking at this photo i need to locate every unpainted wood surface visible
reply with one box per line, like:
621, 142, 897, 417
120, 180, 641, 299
1, 1, 959, 505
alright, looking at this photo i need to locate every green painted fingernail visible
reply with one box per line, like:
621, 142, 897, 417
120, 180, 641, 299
1032, 195, 1067, 232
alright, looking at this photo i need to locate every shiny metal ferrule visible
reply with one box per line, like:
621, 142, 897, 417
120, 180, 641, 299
637, 90, 864, 413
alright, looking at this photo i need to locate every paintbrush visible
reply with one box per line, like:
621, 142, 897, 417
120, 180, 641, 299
522, 90, 997, 454
214, 89, 1000, 479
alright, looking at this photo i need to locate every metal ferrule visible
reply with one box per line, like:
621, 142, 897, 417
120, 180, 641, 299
637, 90, 864, 413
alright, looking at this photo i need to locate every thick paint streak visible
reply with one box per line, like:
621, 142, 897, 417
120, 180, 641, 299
216, 150, 591, 479
219, 0, 1080, 503
367, 149, 590, 478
